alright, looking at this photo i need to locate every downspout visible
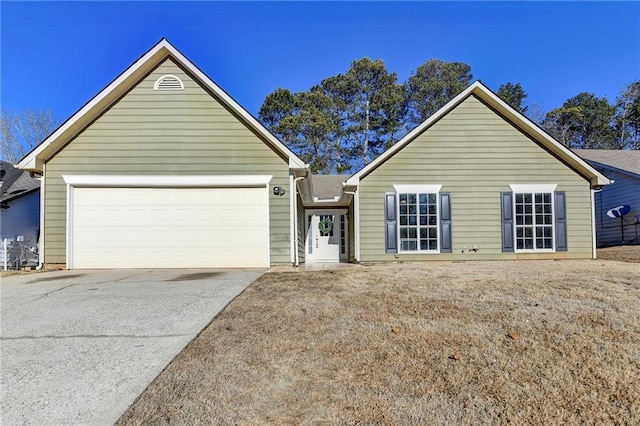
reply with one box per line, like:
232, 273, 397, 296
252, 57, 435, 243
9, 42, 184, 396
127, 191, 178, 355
591, 187, 600, 260
293, 175, 306, 266
344, 189, 359, 262
36, 163, 45, 270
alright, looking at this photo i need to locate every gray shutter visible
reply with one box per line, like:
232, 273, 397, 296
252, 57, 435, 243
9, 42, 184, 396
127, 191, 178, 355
555, 191, 568, 251
501, 192, 514, 252
384, 193, 397, 253
439, 192, 452, 253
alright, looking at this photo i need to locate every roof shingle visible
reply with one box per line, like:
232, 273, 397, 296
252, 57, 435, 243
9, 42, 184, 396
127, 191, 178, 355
310, 174, 349, 200
0, 161, 40, 203
574, 149, 640, 177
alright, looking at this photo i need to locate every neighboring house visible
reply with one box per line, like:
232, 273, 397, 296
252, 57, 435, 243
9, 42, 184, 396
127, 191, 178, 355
574, 150, 640, 246
18, 39, 611, 269
1, 161, 41, 268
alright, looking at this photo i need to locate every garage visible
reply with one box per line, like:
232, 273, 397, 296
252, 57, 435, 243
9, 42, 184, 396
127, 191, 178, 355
64, 176, 271, 269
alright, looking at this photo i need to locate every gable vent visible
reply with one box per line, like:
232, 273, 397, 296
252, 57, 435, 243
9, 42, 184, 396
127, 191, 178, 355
153, 75, 184, 91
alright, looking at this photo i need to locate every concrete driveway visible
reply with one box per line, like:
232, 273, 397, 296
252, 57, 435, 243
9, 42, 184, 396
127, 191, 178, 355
0, 268, 263, 425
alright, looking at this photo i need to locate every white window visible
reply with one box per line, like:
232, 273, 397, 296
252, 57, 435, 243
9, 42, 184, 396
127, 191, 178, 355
510, 184, 557, 252
514, 192, 554, 251
394, 185, 442, 253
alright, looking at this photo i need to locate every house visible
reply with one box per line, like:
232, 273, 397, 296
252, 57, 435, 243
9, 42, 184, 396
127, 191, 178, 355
17, 39, 611, 269
1, 161, 41, 268
574, 149, 640, 246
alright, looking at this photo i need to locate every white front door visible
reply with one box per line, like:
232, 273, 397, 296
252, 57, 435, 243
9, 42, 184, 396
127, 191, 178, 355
306, 210, 347, 263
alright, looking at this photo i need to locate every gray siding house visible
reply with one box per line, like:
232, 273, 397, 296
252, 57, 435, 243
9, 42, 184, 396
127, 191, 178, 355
18, 40, 611, 269
575, 150, 640, 246
1, 161, 41, 268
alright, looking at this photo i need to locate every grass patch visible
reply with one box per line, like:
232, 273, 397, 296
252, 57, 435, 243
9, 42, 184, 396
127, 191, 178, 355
598, 245, 640, 263
118, 260, 640, 425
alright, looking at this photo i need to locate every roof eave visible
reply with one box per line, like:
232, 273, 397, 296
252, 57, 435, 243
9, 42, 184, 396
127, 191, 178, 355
156, 41, 306, 170
0, 186, 40, 204
581, 159, 640, 181
474, 88, 612, 188
17, 42, 173, 172
345, 82, 481, 186
346, 81, 612, 188
17, 39, 305, 171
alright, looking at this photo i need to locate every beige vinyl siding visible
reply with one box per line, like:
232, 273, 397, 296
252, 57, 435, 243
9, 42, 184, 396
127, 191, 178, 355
593, 168, 640, 246
297, 193, 306, 263
359, 95, 594, 261
44, 58, 291, 265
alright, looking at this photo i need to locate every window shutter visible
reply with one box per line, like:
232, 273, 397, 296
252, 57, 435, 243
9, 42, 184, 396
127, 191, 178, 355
501, 192, 514, 252
439, 192, 452, 253
555, 191, 568, 251
384, 193, 397, 253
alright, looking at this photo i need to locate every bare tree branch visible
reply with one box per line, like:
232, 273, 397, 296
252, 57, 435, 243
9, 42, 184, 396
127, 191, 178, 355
0, 109, 59, 162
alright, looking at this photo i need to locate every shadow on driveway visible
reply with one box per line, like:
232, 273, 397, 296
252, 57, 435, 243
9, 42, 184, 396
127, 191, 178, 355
0, 268, 263, 425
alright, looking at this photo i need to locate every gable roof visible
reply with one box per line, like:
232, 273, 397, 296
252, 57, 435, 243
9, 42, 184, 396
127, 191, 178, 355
311, 174, 350, 200
17, 38, 306, 171
296, 174, 352, 207
574, 149, 640, 179
0, 161, 23, 194
345, 81, 611, 188
1, 161, 40, 204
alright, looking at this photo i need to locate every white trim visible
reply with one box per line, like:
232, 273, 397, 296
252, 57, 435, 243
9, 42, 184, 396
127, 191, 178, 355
343, 189, 359, 262
38, 162, 46, 266
292, 176, 306, 266
393, 184, 442, 194
354, 190, 360, 261
512, 190, 556, 253
305, 209, 347, 263
591, 189, 598, 259
153, 74, 184, 90
312, 196, 341, 202
509, 184, 557, 194
395, 189, 441, 254
340, 212, 349, 262
17, 39, 306, 171
65, 184, 271, 269
66, 182, 73, 269
63, 174, 273, 269
345, 81, 611, 188
264, 184, 271, 265
61, 174, 273, 187
164, 41, 305, 168
289, 173, 295, 264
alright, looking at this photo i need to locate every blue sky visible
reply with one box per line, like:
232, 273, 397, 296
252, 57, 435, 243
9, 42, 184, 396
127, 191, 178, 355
2, 1, 639, 122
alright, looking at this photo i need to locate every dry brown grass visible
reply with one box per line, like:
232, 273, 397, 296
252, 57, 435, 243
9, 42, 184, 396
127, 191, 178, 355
598, 245, 640, 263
118, 260, 640, 425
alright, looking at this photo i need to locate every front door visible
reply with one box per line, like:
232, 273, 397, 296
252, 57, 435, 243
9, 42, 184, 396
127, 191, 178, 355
306, 211, 347, 263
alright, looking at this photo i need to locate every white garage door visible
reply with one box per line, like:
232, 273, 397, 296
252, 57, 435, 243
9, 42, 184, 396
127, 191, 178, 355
69, 187, 269, 269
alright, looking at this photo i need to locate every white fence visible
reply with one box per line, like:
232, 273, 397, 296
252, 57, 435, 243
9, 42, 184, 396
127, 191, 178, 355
2, 237, 38, 271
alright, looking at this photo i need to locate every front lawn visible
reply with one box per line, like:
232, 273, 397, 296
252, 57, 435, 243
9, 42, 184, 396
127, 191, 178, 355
118, 259, 639, 425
